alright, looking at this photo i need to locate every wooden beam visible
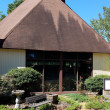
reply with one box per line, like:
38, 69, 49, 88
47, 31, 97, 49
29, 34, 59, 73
59, 52, 63, 92
76, 53, 79, 91
42, 67, 45, 93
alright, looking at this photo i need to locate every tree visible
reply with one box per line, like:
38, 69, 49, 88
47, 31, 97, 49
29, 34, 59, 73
7, 0, 24, 14
0, 0, 24, 21
90, 7, 110, 43
0, 12, 6, 21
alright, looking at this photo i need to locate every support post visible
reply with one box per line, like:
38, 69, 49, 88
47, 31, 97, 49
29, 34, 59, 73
42, 67, 45, 93
77, 71, 78, 91
76, 53, 79, 91
59, 52, 63, 93
91, 54, 93, 77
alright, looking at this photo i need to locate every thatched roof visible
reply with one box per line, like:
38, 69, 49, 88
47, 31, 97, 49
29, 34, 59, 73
0, 0, 110, 53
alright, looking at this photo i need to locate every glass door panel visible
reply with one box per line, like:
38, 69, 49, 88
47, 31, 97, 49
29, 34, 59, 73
44, 61, 59, 92
63, 61, 77, 91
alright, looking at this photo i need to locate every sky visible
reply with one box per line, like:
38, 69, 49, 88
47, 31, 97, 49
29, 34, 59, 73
0, 0, 110, 25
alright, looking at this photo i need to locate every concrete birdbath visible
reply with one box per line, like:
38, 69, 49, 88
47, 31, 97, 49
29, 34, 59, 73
12, 90, 25, 109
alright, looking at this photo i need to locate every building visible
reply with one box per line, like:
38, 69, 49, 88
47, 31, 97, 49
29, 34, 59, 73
0, 0, 110, 93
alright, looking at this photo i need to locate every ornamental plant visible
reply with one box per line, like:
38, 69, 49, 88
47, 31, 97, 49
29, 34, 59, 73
1, 68, 42, 96
85, 75, 110, 94
85, 101, 103, 109
58, 95, 81, 110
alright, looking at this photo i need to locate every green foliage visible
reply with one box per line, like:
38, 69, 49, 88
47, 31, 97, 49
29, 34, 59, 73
85, 95, 110, 109
58, 95, 81, 110
0, 0, 24, 21
63, 77, 76, 91
0, 75, 2, 86
62, 93, 88, 102
0, 105, 7, 109
0, 12, 6, 21
85, 75, 110, 94
86, 100, 110, 109
1, 68, 42, 95
38, 104, 51, 110
0, 105, 34, 110
103, 102, 110, 109
89, 95, 104, 102
90, 7, 110, 42
85, 101, 103, 109
7, 0, 24, 14
66, 106, 76, 110
45, 81, 59, 92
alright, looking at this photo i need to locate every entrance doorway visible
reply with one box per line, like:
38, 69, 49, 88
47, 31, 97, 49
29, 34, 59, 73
26, 50, 93, 92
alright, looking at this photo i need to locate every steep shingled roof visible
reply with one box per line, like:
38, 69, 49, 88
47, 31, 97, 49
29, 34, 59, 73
0, 0, 110, 53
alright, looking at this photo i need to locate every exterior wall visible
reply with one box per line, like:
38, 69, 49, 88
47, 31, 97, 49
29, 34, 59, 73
0, 49, 26, 75
93, 53, 110, 76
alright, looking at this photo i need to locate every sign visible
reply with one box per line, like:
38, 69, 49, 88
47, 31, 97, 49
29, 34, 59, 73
104, 79, 110, 91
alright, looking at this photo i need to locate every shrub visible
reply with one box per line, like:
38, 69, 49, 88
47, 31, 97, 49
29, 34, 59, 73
63, 93, 88, 102
44, 81, 59, 92
85, 75, 110, 94
89, 95, 104, 102
58, 95, 81, 110
103, 102, 110, 109
63, 77, 76, 91
1, 68, 42, 96
0, 75, 2, 86
85, 101, 103, 109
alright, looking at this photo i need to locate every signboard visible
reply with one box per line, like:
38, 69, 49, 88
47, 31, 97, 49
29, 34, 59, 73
104, 79, 110, 91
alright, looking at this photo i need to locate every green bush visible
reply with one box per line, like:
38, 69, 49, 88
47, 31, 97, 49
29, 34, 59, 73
63, 77, 76, 91
66, 106, 76, 110
85, 101, 103, 109
0, 75, 2, 86
103, 102, 110, 109
1, 68, 42, 96
44, 81, 59, 92
58, 95, 81, 110
85, 75, 110, 94
38, 104, 51, 110
85, 95, 110, 110
88, 95, 104, 102
63, 93, 88, 102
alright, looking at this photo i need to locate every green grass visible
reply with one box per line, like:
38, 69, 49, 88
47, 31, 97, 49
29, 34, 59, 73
62, 93, 89, 102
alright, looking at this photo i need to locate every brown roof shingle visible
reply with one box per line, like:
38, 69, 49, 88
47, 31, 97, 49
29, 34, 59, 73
0, 0, 110, 53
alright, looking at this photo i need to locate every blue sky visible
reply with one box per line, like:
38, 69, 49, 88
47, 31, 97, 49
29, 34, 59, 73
0, 0, 110, 24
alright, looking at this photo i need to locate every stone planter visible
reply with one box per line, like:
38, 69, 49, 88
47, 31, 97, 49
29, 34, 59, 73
46, 94, 58, 104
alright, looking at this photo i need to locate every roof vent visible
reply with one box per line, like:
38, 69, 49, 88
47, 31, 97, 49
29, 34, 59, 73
61, 0, 65, 3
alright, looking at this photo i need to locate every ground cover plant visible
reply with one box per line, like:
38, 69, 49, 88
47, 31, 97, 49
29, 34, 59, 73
62, 93, 89, 102
85, 95, 110, 110
58, 95, 81, 110
0, 105, 34, 110
61, 93, 110, 110
0, 104, 51, 110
